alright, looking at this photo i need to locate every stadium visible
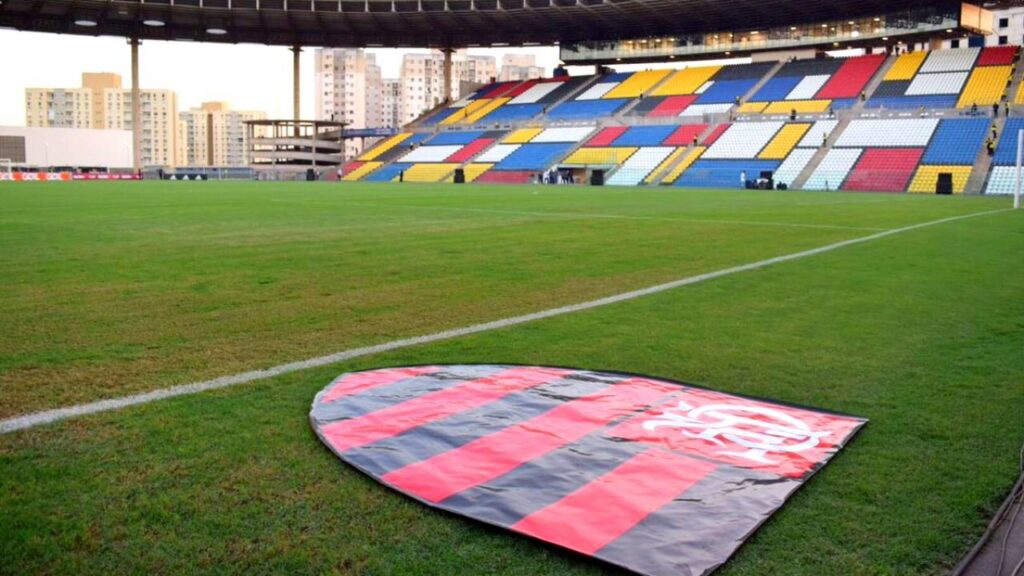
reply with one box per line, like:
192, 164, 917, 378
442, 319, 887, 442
1, 0, 1023, 575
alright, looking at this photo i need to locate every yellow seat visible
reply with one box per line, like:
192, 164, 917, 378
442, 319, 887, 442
440, 99, 491, 125
644, 148, 687, 183
885, 52, 927, 81
445, 163, 494, 183
358, 133, 412, 161
402, 163, 459, 182
504, 128, 543, 144
342, 162, 383, 181
907, 165, 972, 194
759, 124, 810, 159
651, 66, 721, 96
957, 66, 1012, 108
462, 98, 511, 124
604, 70, 673, 99
562, 147, 639, 165
763, 100, 831, 114
662, 146, 705, 184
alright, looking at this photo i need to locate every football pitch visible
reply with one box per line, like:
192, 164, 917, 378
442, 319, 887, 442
1, 181, 1022, 575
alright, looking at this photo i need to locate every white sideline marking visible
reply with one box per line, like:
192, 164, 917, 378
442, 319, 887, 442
274, 199, 886, 232
0, 208, 1011, 434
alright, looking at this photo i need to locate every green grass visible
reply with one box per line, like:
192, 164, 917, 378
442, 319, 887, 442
1, 181, 1022, 575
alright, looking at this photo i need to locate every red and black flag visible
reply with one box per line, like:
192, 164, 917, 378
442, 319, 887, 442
310, 365, 865, 576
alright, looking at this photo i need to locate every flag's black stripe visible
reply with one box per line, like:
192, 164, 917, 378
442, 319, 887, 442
310, 365, 505, 424
594, 466, 797, 576
342, 372, 624, 476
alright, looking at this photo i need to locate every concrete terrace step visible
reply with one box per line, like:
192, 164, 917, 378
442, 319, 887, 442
790, 116, 853, 190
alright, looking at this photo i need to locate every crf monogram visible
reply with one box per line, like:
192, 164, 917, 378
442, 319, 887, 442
641, 400, 831, 464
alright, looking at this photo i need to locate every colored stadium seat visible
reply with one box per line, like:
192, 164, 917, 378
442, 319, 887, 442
342, 161, 383, 181
675, 159, 780, 188
364, 163, 412, 182
586, 127, 629, 146
957, 66, 1011, 108
991, 118, 1024, 166
759, 124, 810, 160
494, 143, 576, 171
604, 70, 672, 99
445, 139, 496, 163
843, 148, 924, 192
663, 124, 708, 146
400, 145, 464, 163
504, 128, 543, 144
644, 148, 689, 183
563, 147, 639, 165
774, 149, 817, 187
976, 45, 1018, 67
457, 163, 494, 183
607, 147, 677, 186
476, 144, 522, 163
922, 119, 988, 165
475, 170, 535, 184
763, 100, 831, 114
816, 54, 885, 99
798, 120, 838, 147
359, 133, 412, 161
835, 119, 938, 147
662, 146, 705, 184
532, 126, 596, 143
804, 149, 862, 190
611, 125, 679, 146
884, 52, 927, 81
702, 122, 784, 159
547, 99, 628, 119
919, 47, 979, 73
908, 165, 973, 194
652, 66, 721, 96
403, 163, 460, 182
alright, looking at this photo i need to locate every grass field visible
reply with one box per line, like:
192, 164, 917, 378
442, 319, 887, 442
1, 181, 1022, 575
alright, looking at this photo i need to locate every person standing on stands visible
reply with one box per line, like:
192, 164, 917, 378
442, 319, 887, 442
860, 90, 866, 102
986, 137, 995, 156
993, 102, 1000, 117
692, 135, 699, 147
1005, 101, 1011, 118
790, 108, 797, 121
972, 102, 978, 115
740, 170, 747, 188
399, 170, 405, 183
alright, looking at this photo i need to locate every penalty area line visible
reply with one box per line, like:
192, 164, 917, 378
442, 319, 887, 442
0, 207, 1012, 435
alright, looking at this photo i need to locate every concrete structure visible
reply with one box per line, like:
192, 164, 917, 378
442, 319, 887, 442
498, 54, 545, 82
398, 50, 496, 124
380, 79, 402, 129
247, 119, 344, 176
25, 71, 178, 168
0, 125, 131, 168
177, 102, 268, 167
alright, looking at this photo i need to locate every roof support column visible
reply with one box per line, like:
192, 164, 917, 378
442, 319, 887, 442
130, 38, 142, 172
291, 45, 302, 136
442, 47, 454, 104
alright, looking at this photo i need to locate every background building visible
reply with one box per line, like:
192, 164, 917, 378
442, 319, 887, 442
315, 48, 381, 159
498, 54, 544, 82
177, 102, 267, 167
25, 72, 178, 167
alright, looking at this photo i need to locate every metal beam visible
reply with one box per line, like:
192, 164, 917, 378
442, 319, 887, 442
130, 37, 142, 172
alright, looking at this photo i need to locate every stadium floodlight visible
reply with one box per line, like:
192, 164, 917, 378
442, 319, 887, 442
143, 19, 165, 27
206, 27, 227, 35
74, 19, 97, 27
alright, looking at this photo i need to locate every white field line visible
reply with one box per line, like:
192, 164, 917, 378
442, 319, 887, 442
0, 208, 1012, 435
271, 199, 887, 232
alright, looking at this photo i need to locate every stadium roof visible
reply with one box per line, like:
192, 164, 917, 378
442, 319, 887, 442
0, 0, 952, 49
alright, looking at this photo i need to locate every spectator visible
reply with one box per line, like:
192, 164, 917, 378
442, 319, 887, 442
860, 90, 866, 102
790, 109, 797, 121
692, 135, 699, 146
399, 170, 404, 183
1006, 101, 1011, 118
993, 102, 1000, 117
740, 170, 747, 188
972, 102, 978, 115
986, 138, 995, 156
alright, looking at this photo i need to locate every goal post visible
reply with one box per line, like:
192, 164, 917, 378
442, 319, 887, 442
0, 158, 11, 177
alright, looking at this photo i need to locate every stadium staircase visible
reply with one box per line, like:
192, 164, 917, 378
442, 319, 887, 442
850, 54, 898, 113
738, 60, 787, 107
789, 115, 851, 190
966, 116, 1003, 194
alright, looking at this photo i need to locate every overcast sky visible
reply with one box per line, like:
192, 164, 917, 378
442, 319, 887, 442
0, 29, 762, 126
0, 30, 566, 125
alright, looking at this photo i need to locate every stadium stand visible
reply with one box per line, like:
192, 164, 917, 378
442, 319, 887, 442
747, 54, 883, 113
344, 45, 1022, 194
869, 46, 1017, 109
629, 62, 775, 117
985, 117, 1024, 195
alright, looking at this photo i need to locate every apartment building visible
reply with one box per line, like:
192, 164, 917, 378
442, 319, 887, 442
177, 101, 267, 167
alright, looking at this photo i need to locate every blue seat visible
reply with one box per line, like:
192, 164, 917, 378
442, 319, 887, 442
922, 119, 989, 165
420, 109, 458, 126
494, 143, 575, 171
695, 79, 759, 104
547, 99, 628, 120
364, 163, 411, 182
749, 77, 803, 102
612, 125, 678, 146
428, 131, 487, 145
993, 118, 1024, 166
475, 104, 543, 123
675, 159, 781, 188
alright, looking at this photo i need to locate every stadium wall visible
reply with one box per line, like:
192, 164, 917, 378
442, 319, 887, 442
0, 126, 132, 169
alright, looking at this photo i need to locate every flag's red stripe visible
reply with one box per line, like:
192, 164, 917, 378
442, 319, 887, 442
320, 366, 441, 404
321, 367, 572, 452
381, 378, 679, 503
511, 448, 716, 554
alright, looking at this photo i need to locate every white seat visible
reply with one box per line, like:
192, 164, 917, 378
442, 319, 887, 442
703, 122, 784, 159
803, 148, 862, 190
835, 119, 939, 147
